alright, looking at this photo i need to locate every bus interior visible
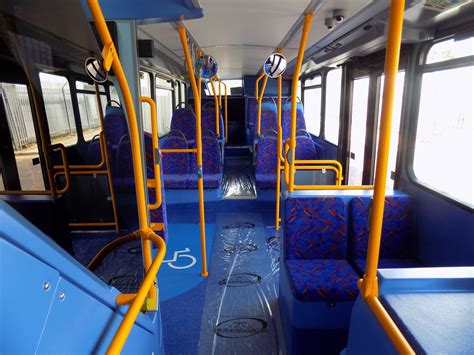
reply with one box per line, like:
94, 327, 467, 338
0, 0, 473, 354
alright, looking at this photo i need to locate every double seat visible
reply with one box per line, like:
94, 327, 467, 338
279, 192, 420, 351
255, 100, 318, 189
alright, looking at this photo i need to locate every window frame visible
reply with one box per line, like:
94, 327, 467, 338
323, 67, 343, 146
406, 35, 474, 210
302, 74, 323, 137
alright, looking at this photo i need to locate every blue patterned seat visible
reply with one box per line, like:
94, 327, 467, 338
282, 102, 306, 141
247, 97, 274, 128
255, 136, 278, 189
202, 108, 225, 141
349, 196, 420, 275
254, 101, 278, 136
160, 135, 190, 189
86, 135, 104, 166
286, 260, 359, 303
295, 136, 317, 160
170, 108, 196, 143
188, 136, 223, 189
280, 196, 359, 335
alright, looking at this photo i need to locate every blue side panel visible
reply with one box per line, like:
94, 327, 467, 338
80, 0, 203, 23
0, 201, 163, 354
0, 239, 61, 353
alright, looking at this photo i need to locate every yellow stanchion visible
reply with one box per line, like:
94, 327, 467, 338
178, 26, 208, 277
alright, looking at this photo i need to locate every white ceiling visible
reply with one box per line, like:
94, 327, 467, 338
139, 0, 373, 79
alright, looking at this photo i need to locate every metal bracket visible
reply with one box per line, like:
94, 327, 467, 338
287, 148, 294, 165
197, 165, 203, 179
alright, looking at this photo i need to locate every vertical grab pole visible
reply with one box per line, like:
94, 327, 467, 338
86, 0, 154, 284
288, 13, 313, 192
216, 74, 228, 143
275, 47, 283, 230
178, 27, 208, 277
209, 77, 220, 136
94, 82, 119, 232
257, 75, 269, 136
361, 0, 405, 298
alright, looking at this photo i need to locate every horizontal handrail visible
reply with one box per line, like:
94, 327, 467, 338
161, 148, 197, 154
106, 229, 166, 354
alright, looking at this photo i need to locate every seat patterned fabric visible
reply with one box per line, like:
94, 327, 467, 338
170, 108, 196, 142
352, 258, 420, 275
255, 136, 278, 189
247, 97, 274, 127
86, 138, 103, 166
284, 197, 347, 260
104, 106, 129, 147
282, 102, 306, 141
113, 136, 135, 193
255, 102, 278, 136
295, 136, 317, 160
188, 137, 223, 189
202, 108, 225, 140
286, 260, 359, 303
349, 196, 414, 260
160, 135, 190, 189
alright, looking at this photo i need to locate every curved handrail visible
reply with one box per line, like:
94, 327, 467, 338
106, 229, 166, 354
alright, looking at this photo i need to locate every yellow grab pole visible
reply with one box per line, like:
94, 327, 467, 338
216, 74, 228, 143
275, 47, 283, 230
86, 0, 153, 289
288, 13, 312, 192
361, 0, 405, 298
209, 77, 220, 136
140, 96, 162, 210
257, 75, 269, 136
106, 230, 166, 355
255, 71, 265, 100
178, 27, 208, 277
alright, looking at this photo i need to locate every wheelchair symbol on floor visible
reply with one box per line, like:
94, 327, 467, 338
163, 248, 196, 269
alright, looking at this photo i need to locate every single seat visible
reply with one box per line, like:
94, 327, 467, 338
188, 136, 223, 189
255, 136, 278, 189
295, 135, 317, 160
254, 101, 278, 137
86, 135, 103, 166
202, 108, 225, 141
281, 196, 359, 330
247, 97, 275, 128
170, 107, 196, 143
282, 101, 306, 141
160, 134, 190, 189
349, 195, 420, 275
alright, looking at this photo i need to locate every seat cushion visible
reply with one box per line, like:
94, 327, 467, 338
286, 260, 359, 303
256, 173, 276, 189
352, 258, 421, 275
284, 197, 347, 260
187, 174, 222, 189
163, 174, 188, 189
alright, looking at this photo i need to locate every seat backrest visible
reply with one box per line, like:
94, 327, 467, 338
256, 102, 278, 135
202, 108, 224, 140
255, 136, 278, 175
284, 197, 347, 260
247, 97, 276, 127
349, 196, 413, 260
159, 135, 190, 175
104, 106, 128, 147
86, 136, 102, 165
282, 102, 306, 141
170, 108, 196, 142
295, 136, 317, 160
115, 135, 134, 180
190, 136, 222, 174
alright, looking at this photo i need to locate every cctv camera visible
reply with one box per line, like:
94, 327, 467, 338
324, 17, 335, 30
333, 9, 347, 23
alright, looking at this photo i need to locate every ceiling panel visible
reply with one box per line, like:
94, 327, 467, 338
139, 0, 373, 79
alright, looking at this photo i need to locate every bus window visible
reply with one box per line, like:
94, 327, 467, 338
348, 77, 370, 185
413, 65, 473, 207
0, 82, 45, 190
140, 71, 152, 133
39, 73, 76, 146
156, 77, 173, 136
304, 87, 322, 136
325, 68, 342, 145
375, 72, 405, 189
426, 37, 474, 64
76, 80, 107, 141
